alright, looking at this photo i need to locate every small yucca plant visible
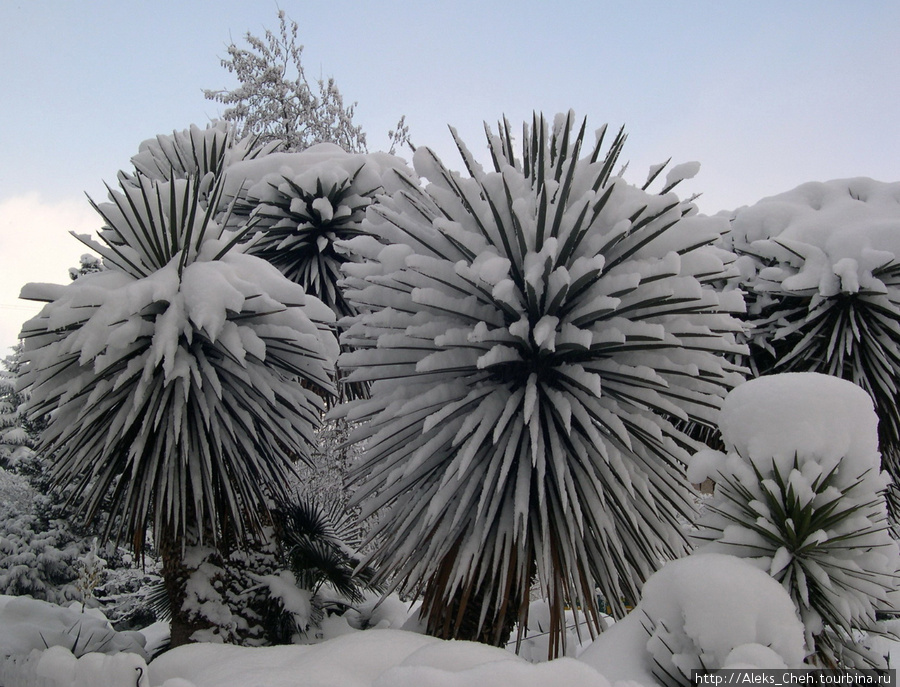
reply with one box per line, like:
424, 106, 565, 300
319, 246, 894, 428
19, 168, 338, 644
338, 112, 746, 655
692, 373, 900, 668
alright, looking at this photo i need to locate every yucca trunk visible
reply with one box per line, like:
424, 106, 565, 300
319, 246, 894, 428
159, 527, 215, 648
420, 542, 534, 650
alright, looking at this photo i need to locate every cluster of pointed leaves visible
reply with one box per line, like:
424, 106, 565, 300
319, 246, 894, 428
693, 450, 899, 668
724, 179, 900, 522
18, 168, 339, 553
120, 121, 279, 190
234, 148, 386, 321
221, 144, 414, 402
337, 112, 747, 653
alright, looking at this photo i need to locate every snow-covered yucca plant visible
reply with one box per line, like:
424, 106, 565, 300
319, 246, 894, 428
725, 179, 900, 522
19, 169, 338, 645
338, 112, 747, 654
122, 120, 279, 186
234, 146, 387, 322
230, 146, 404, 403
691, 373, 900, 668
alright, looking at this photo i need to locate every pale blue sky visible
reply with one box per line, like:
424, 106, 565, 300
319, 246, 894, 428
1, 0, 898, 352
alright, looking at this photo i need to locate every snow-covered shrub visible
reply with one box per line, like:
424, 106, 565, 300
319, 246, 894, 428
0, 491, 83, 604
690, 372, 900, 668
122, 120, 278, 188
641, 554, 806, 682
68, 253, 105, 281
18, 168, 338, 645
0, 345, 35, 469
0, 595, 148, 659
338, 112, 746, 653
724, 179, 900, 519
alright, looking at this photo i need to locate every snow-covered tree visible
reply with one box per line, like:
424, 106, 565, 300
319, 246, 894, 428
723, 178, 900, 526
204, 11, 367, 154
0, 345, 34, 468
221, 144, 414, 402
18, 168, 339, 645
690, 373, 900, 668
204, 12, 409, 155
337, 112, 747, 654
68, 254, 105, 281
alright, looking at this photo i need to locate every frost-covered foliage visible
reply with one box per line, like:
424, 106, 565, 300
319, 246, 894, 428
0, 345, 34, 468
222, 145, 412, 401
690, 373, 900, 668
228, 145, 389, 321
0, 467, 82, 604
159, 500, 379, 647
204, 11, 368, 154
338, 112, 747, 654
0, 464, 163, 629
18, 169, 338, 553
724, 179, 900, 519
68, 254, 104, 282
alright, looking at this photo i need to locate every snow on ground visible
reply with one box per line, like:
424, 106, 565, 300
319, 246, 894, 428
0, 552, 821, 687
149, 630, 613, 687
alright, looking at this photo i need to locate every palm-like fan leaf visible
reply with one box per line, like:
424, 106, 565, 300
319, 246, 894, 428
18, 170, 338, 552
338, 112, 746, 654
277, 498, 378, 606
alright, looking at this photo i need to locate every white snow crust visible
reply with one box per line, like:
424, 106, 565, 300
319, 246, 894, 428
724, 178, 900, 300
716, 371, 880, 476
580, 553, 806, 681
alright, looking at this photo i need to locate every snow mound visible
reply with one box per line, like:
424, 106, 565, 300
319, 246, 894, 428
717, 372, 879, 476
0, 595, 147, 659
580, 554, 806, 684
148, 629, 619, 687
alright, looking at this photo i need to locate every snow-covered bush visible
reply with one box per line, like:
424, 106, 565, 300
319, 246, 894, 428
724, 179, 900, 519
0, 474, 83, 605
18, 167, 338, 645
0, 595, 148, 659
338, 111, 746, 653
690, 372, 900, 668
581, 553, 806, 684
